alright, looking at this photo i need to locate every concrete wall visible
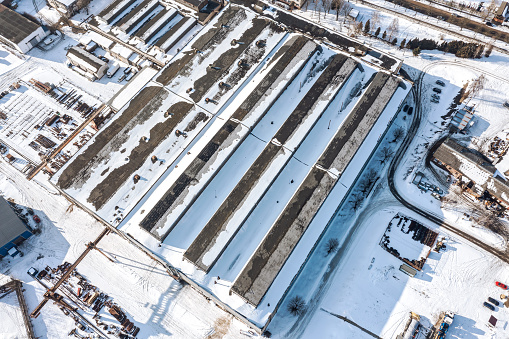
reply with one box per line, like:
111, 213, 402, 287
15, 26, 47, 54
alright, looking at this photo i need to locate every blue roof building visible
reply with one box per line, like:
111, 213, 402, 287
0, 196, 32, 258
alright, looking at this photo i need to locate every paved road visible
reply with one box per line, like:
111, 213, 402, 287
387, 62, 509, 262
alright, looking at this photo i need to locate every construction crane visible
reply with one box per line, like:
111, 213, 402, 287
30, 228, 110, 318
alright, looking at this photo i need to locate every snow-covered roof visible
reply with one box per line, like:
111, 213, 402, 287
434, 138, 509, 203
111, 43, 134, 58
66, 46, 107, 72
108, 66, 159, 111
348, 8, 359, 18
87, 31, 115, 50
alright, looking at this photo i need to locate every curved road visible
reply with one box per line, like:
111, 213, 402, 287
387, 61, 509, 263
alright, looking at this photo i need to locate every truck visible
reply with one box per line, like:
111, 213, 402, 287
434, 312, 454, 339
107, 62, 120, 78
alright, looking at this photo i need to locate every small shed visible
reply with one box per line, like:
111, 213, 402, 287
348, 8, 360, 20
451, 105, 474, 131
0, 196, 32, 258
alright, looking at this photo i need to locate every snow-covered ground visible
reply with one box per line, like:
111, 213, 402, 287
0, 160, 252, 339
0, 288, 27, 339
2, 0, 509, 337
293, 208, 509, 338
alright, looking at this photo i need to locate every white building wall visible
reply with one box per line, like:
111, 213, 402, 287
16, 27, 48, 53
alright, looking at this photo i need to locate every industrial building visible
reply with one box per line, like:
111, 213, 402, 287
87, 0, 202, 68
47, 0, 79, 17
66, 46, 109, 81
0, 4, 48, 54
53, 3, 409, 329
433, 138, 509, 207
0, 196, 32, 258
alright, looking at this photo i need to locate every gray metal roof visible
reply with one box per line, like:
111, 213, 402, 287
0, 196, 30, 248
0, 5, 41, 45
433, 138, 496, 174
434, 138, 509, 203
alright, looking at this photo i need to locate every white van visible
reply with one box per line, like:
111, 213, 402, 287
107, 63, 120, 78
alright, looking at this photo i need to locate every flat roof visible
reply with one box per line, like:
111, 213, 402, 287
0, 5, 41, 45
0, 196, 31, 248
183, 54, 356, 272
231, 72, 401, 306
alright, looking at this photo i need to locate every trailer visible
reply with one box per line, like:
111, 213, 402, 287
107, 63, 120, 78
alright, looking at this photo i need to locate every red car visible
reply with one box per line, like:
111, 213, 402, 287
33, 215, 41, 223
496, 281, 507, 289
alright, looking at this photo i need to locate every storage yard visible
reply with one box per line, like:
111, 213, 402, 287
0, 77, 102, 173
51, 2, 411, 328
4, 0, 509, 335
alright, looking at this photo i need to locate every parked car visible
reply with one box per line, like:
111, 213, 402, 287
33, 215, 41, 223
431, 98, 439, 103
407, 107, 413, 115
484, 302, 496, 310
496, 281, 508, 289
403, 104, 409, 112
486, 21, 494, 26
436, 80, 445, 86
432, 93, 440, 99
488, 297, 500, 306
43, 37, 54, 45
26, 207, 34, 215
433, 87, 442, 94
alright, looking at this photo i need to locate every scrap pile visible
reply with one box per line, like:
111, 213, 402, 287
380, 214, 438, 271
34, 263, 141, 338
488, 136, 509, 159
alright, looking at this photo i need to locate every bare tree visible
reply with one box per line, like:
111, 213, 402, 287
387, 18, 399, 41
349, 193, 364, 211
467, 74, 486, 102
333, 0, 345, 20
339, 2, 352, 16
379, 147, 394, 165
287, 296, 307, 316
370, 11, 381, 28
482, 0, 497, 20
485, 42, 494, 57
391, 127, 405, 143
354, 21, 363, 36
325, 238, 340, 256
359, 180, 371, 194
365, 168, 377, 185
322, 0, 332, 14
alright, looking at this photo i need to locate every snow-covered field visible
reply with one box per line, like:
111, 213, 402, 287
0, 161, 252, 338
293, 208, 509, 338
2, 0, 509, 337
